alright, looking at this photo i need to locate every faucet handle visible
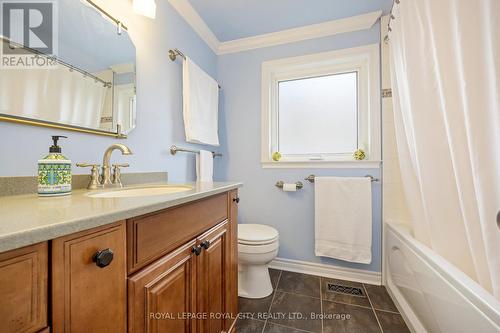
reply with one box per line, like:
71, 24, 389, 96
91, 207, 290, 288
76, 163, 100, 168
112, 163, 129, 168
112, 163, 129, 187
76, 163, 101, 190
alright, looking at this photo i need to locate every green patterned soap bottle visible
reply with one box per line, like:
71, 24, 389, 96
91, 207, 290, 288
38, 136, 72, 197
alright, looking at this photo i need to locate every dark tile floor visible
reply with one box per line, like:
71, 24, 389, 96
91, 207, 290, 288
237, 269, 410, 333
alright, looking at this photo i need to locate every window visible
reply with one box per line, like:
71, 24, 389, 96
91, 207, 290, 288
278, 72, 358, 155
261, 45, 380, 168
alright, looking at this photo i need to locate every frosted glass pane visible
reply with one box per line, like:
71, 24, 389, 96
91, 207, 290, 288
278, 72, 358, 155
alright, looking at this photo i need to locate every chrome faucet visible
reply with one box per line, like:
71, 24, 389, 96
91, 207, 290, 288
101, 144, 132, 186
77, 144, 132, 189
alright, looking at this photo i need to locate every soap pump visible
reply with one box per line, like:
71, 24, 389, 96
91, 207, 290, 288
38, 135, 72, 196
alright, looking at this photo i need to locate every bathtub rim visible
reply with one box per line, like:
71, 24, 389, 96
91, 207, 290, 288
384, 220, 500, 326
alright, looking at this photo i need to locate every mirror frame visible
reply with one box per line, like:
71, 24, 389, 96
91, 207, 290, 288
0, 0, 131, 139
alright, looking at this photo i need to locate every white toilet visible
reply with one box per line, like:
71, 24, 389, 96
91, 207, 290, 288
238, 224, 279, 299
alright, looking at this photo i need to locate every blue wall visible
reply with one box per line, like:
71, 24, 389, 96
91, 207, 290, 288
0, 0, 383, 273
217, 24, 382, 272
0, 0, 224, 182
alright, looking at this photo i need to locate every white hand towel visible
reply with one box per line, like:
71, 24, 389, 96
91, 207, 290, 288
196, 150, 213, 182
182, 57, 219, 146
315, 177, 372, 264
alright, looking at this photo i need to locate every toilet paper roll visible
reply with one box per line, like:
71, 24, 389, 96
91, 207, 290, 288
282, 183, 297, 192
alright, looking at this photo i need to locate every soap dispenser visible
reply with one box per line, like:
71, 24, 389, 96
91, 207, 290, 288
38, 136, 72, 196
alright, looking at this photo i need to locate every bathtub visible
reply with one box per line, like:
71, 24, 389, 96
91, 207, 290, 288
384, 221, 500, 332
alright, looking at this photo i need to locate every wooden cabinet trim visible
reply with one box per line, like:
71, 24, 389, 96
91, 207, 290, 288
227, 190, 239, 330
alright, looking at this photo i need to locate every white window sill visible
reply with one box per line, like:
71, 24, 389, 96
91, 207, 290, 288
261, 160, 381, 169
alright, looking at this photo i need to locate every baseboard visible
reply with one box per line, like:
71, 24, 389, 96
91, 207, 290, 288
268, 257, 382, 285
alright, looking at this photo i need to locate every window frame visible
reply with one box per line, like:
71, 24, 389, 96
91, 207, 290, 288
261, 44, 381, 168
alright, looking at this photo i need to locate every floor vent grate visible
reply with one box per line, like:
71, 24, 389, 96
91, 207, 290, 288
326, 283, 366, 298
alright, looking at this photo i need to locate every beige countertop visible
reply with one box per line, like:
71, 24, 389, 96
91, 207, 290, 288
0, 182, 242, 253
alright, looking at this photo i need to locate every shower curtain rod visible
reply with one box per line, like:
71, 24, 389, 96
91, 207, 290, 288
384, 0, 400, 43
0, 36, 113, 87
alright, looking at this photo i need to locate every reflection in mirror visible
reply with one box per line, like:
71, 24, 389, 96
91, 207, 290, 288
0, 0, 136, 136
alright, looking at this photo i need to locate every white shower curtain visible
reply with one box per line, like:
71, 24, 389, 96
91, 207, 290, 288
0, 65, 109, 128
388, 0, 500, 298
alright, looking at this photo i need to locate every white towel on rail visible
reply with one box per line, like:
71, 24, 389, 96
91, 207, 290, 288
182, 57, 219, 146
314, 177, 372, 264
196, 150, 213, 182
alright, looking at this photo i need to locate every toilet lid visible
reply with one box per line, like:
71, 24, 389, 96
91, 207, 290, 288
238, 224, 279, 245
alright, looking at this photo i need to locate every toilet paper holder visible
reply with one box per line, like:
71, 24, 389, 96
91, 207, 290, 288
275, 181, 304, 190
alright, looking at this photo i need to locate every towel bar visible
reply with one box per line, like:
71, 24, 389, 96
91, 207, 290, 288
170, 145, 222, 158
168, 48, 222, 89
305, 174, 379, 183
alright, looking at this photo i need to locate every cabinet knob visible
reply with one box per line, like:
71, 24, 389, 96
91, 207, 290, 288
92, 248, 114, 268
200, 240, 211, 250
191, 245, 202, 256
233, 197, 240, 203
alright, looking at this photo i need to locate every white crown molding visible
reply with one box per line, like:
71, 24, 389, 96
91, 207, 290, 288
168, 0, 220, 53
168, 1, 381, 56
269, 257, 382, 285
218, 10, 382, 55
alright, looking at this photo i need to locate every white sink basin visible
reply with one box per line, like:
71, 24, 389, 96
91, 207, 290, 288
88, 185, 193, 198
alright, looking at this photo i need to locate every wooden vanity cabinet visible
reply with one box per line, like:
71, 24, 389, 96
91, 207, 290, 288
51, 221, 127, 333
0, 189, 238, 333
0, 242, 48, 333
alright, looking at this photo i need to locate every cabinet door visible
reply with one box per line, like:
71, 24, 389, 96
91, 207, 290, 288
128, 239, 197, 333
52, 222, 127, 333
0, 242, 48, 333
196, 221, 231, 333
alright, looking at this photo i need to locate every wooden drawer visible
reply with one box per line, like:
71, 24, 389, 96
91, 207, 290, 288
127, 193, 228, 273
0, 242, 48, 333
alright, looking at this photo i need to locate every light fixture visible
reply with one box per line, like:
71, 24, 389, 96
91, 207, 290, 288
132, 0, 156, 19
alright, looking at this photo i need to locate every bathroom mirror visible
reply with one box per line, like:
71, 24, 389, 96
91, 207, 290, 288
0, 0, 136, 137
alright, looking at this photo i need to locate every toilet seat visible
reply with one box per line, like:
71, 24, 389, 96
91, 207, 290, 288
239, 240, 279, 254
238, 224, 279, 245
